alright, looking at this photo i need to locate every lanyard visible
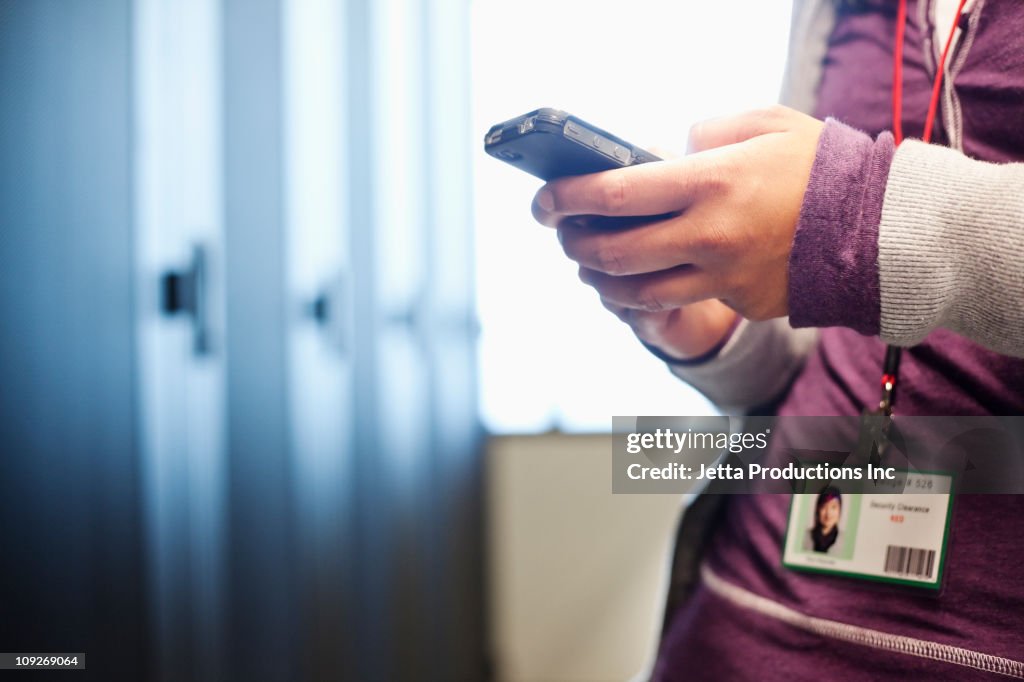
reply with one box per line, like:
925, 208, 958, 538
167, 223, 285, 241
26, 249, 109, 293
877, 0, 968, 416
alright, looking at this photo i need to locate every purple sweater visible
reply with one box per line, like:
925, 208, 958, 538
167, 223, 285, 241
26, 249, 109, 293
655, 1, 1024, 679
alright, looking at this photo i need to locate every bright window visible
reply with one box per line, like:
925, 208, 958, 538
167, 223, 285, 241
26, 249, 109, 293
472, 0, 794, 433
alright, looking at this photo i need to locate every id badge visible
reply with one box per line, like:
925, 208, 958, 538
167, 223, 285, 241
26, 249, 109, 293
782, 472, 954, 589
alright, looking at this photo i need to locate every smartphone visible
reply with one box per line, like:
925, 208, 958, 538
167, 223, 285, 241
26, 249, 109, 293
484, 108, 661, 181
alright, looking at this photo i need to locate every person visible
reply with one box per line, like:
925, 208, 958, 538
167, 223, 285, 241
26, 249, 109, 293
805, 486, 842, 553
531, 0, 1024, 678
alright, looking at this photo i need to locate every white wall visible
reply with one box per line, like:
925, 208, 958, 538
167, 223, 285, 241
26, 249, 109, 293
487, 434, 684, 682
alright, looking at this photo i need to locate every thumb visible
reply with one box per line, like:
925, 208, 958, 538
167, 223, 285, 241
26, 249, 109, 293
686, 105, 795, 153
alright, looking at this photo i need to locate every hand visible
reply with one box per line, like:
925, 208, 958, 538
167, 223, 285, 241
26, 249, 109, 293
533, 106, 824, 334
554, 146, 738, 361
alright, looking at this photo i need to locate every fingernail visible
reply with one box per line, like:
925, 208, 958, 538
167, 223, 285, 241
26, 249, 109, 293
536, 188, 555, 212
686, 123, 702, 154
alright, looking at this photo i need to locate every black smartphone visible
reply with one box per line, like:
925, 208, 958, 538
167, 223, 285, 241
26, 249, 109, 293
484, 108, 661, 181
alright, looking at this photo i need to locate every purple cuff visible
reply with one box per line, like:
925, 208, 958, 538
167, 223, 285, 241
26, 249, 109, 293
788, 118, 894, 335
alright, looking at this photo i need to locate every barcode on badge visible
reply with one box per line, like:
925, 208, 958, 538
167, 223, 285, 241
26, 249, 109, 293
884, 545, 936, 578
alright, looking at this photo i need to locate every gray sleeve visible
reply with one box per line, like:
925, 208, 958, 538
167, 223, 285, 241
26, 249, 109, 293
668, 318, 819, 415
879, 140, 1024, 357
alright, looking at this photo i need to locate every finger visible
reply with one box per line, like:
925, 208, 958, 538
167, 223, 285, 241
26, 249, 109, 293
598, 291, 674, 344
687, 105, 795, 153
558, 215, 708, 276
532, 193, 560, 227
600, 297, 679, 349
579, 265, 719, 311
627, 307, 680, 341
533, 153, 722, 219
598, 296, 633, 324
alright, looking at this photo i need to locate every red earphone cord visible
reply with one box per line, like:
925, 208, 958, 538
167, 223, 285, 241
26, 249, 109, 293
892, 0, 969, 146
881, 0, 967, 414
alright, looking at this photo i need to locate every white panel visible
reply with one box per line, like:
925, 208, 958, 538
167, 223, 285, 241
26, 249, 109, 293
487, 434, 683, 681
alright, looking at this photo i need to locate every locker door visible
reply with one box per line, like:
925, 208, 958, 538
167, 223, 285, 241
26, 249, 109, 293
0, 2, 146, 679
283, 0, 357, 676
134, 0, 228, 679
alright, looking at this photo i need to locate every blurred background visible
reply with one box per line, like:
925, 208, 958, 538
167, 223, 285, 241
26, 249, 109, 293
0, 0, 789, 680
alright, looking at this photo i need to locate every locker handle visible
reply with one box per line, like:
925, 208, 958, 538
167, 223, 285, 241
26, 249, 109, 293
160, 244, 211, 356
